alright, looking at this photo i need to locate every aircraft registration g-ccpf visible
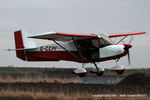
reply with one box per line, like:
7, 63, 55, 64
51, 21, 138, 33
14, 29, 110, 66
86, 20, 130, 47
13, 30, 146, 77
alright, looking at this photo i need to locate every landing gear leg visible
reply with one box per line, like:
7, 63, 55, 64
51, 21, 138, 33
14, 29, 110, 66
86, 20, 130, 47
93, 62, 99, 72
93, 62, 103, 76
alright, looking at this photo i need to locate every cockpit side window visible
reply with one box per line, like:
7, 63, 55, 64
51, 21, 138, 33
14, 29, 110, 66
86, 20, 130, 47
98, 38, 111, 48
91, 38, 112, 48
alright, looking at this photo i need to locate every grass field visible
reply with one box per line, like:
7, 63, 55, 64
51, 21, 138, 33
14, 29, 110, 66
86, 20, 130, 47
0, 66, 150, 83
0, 67, 149, 100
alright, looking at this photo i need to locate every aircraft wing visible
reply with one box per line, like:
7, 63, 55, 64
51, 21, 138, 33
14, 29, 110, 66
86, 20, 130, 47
108, 31, 146, 38
28, 31, 146, 41
28, 32, 98, 41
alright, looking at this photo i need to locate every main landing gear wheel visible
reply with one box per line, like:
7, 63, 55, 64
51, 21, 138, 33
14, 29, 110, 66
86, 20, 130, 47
73, 68, 87, 77
116, 70, 124, 75
96, 72, 104, 76
92, 62, 105, 77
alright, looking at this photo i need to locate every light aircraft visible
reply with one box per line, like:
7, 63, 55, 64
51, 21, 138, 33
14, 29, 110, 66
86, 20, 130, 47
13, 30, 146, 77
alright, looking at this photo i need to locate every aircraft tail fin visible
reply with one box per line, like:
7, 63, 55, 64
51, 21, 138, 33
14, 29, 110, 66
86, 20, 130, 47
14, 30, 37, 61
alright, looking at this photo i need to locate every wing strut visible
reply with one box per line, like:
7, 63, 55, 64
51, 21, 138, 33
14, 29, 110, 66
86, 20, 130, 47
52, 39, 82, 62
116, 36, 128, 44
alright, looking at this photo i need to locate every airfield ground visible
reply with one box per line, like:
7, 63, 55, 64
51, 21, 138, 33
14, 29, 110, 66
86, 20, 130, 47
0, 67, 149, 100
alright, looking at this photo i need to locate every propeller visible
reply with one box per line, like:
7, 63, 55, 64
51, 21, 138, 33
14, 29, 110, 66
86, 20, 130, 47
124, 44, 132, 66
126, 36, 133, 66
127, 49, 131, 66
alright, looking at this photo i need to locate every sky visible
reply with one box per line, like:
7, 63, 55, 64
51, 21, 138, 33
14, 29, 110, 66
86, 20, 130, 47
0, 0, 150, 69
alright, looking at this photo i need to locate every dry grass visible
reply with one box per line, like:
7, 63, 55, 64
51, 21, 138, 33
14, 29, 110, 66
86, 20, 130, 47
0, 90, 93, 100
0, 75, 64, 83
0, 90, 149, 100
0, 74, 81, 84
0, 75, 91, 100
0, 72, 149, 100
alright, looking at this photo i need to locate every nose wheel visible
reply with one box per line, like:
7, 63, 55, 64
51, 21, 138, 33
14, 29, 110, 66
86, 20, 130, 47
111, 61, 125, 75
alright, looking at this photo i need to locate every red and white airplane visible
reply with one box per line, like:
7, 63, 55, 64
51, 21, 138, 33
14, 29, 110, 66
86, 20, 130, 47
13, 30, 146, 77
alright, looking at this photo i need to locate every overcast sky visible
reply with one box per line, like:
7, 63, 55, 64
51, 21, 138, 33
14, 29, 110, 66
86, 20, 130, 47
0, 0, 150, 69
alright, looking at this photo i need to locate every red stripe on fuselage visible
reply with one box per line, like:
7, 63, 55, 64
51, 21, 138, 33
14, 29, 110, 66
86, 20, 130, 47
25, 50, 128, 63
26, 51, 83, 62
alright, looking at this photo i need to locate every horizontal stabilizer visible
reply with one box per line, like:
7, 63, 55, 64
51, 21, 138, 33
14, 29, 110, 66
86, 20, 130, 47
6, 48, 37, 51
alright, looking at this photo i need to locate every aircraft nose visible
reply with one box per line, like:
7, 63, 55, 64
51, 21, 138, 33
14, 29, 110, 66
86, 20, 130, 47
123, 44, 132, 50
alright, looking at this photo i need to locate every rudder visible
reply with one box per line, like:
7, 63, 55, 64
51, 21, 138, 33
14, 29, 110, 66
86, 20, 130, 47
14, 30, 26, 61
